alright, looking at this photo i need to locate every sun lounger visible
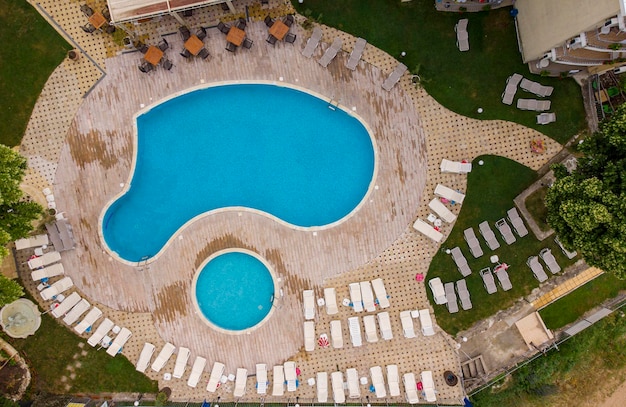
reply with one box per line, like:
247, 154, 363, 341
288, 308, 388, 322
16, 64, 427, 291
363, 315, 378, 343
302, 27, 322, 58
28, 251, 61, 269
418, 309, 435, 336
188, 357, 207, 388
456, 279, 472, 310
387, 365, 400, 397
324, 287, 338, 314
496, 218, 516, 245
74, 306, 102, 334
63, 299, 90, 325
87, 318, 114, 347
420, 371, 437, 402
346, 37, 367, 70
537, 112, 557, 125
304, 321, 315, 351
318, 38, 342, 67
435, 184, 465, 204
51, 292, 81, 318
371, 278, 390, 308
331, 371, 345, 403
349, 282, 363, 312
450, 247, 471, 277
151, 342, 175, 372
440, 159, 472, 174
382, 63, 408, 91
317, 372, 328, 402
303, 290, 315, 320
555, 236, 577, 259
517, 98, 551, 111
377, 311, 393, 340
256, 363, 268, 394
463, 227, 484, 258
15, 234, 49, 250
412, 218, 444, 242
41, 276, 73, 300
428, 277, 447, 304
455, 19, 469, 51
370, 366, 386, 398
272, 365, 285, 396
206, 361, 225, 391
428, 198, 457, 223
233, 368, 248, 397
360, 281, 376, 312
480, 268, 497, 294
173, 347, 190, 379
31, 263, 64, 281
106, 327, 131, 356
400, 310, 416, 338
501, 73, 522, 105
478, 221, 501, 250
348, 316, 363, 346
403, 373, 419, 404
507, 207, 529, 237
520, 78, 554, 97
444, 282, 459, 313
347, 368, 360, 398
330, 320, 344, 348
539, 248, 561, 274
284, 361, 298, 391
494, 267, 513, 291
135, 343, 155, 372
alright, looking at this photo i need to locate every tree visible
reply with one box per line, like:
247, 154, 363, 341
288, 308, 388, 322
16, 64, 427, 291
546, 104, 626, 278
0, 145, 43, 258
0, 275, 24, 307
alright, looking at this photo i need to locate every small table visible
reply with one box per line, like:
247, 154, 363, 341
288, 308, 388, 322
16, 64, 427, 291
342, 298, 351, 307
101, 335, 112, 347
490, 255, 499, 264
184, 35, 204, 56
112, 325, 121, 334
144, 46, 164, 66
88, 12, 107, 29
269, 20, 289, 40
226, 26, 246, 46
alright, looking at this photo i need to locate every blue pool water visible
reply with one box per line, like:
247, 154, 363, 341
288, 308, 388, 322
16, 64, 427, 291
102, 83, 375, 262
194, 251, 274, 331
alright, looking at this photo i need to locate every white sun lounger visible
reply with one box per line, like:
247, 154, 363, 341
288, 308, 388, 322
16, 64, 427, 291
555, 236, 577, 259
151, 342, 175, 372
455, 19, 469, 51
188, 356, 207, 388
346, 37, 366, 70
31, 263, 64, 281
434, 184, 465, 203
520, 78, 554, 97
302, 26, 322, 58
440, 159, 472, 174
450, 247, 471, 277
428, 198, 457, 223
363, 315, 378, 343
304, 321, 315, 351
15, 234, 49, 250
387, 365, 401, 397
494, 267, 513, 291
382, 63, 408, 91
317, 372, 328, 402
324, 287, 338, 315
507, 207, 529, 237
444, 282, 459, 313
51, 292, 81, 318
370, 366, 386, 398
135, 343, 155, 372
273, 365, 285, 396
360, 281, 376, 312
540, 248, 561, 274
403, 373, 419, 404
331, 371, 345, 403
348, 316, 363, 347
256, 363, 268, 394
527, 256, 548, 282
106, 327, 131, 356
496, 218, 516, 245
319, 37, 342, 67
303, 290, 315, 320
377, 312, 393, 340
173, 347, 190, 379
480, 268, 497, 294
206, 361, 224, 392
284, 361, 298, 392
28, 251, 61, 270
74, 307, 102, 334
517, 98, 551, 111
502, 73, 522, 105
233, 368, 248, 397
418, 309, 435, 336
413, 218, 444, 242
347, 368, 360, 398
537, 112, 557, 125
41, 276, 73, 301
478, 221, 501, 250
63, 299, 90, 325
371, 278, 390, 309
456, 279, 472, 310
420, 371, 437, 402
400, 310, 416, 338
87, 318, 114, 347
463, 227, 484, 258
428, 277, 447, 305
330, 320, 344, 348
349, 282, 363, 312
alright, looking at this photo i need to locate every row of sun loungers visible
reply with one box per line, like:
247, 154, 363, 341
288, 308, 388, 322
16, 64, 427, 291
382, 63, 407, 91
440, 158, 472, 174
528, 248, 561, 282
465, 209, 528, 256
318, 38, 342, 67
404, 370, 437, 404
346, 37, 367, 70
348, 279, 390, 311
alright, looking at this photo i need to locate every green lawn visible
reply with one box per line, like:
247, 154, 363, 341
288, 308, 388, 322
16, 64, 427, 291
292, 1, 586, 144
0, 0, 70, 147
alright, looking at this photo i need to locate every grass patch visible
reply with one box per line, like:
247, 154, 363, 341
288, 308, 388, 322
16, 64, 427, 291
292, 1, 586, 144
0, 0, 71, 147
524, 186, 551, 232
539, 273, 626, 330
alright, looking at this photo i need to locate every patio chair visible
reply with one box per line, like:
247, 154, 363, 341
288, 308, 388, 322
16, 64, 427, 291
319, 38, 343, 67
456, 279, 472, 310
138, 61, 153, 73
480, 268, 497, 294
225, 41, 237, 52
434, 183, 465, 203
382, 62, 408, 91
135, 343, 155, 373
266, 34, 278, 45
104, 24, 116, 34
74, 306, 102, 334
403, 373, 419, 404
220, 22, 231, 34
444, 282, 459, 313
377, 311, 393, 340
242, 37, 253, 49
331, 371, 346, 403
536, 112, 556, 124
478, 221, 501, 250
236, 18, 246, 30
555, 236, 577, 259
302, 27, 323, 58
412, 218, 443, 242
106, 327, 132, 356
158, 38, 169, 51
371, 366, 387, 398
349, 282, 363, 312
527, 256, 548, 282
172, 347, 190, 379
256, 363, 269, 394
347, 368, 360, 398
348, 316, 363, 346
151, 342, 175, 372
206, 361, 225, 392
180, 48, 192, 58
346, 37, 367, 70
80, 4, 94, 17
40, 276, 73, 301
179, 26, 191, 41
303, 289, 315, 320
495, 218, 517, 245
87, 317, 113, 346
324, 287, 339, 314
494, 267, 513, 291
419, 309, 436, 336
198, 48, 210, 59
233, 368, 248, 397
371, 278, 390, 308
284, 361, 298, 391
317, 372, 328, 402
428, 277, 447, 304
387, 365, 401, 397
187, 356, 207, 388
182, 9, 193, 17
463, 227, 484, 258
330, 320, 343, 348
272, 365, 285, 396
450, 246, 472, 277
284, 14, 295, 27
137, 43, 149, 54
360, 281, 376, 312
221, 2, 229, 11
81, 23, 96, 33
539, 248, 561, 274
162, 59, 173, 71
429, 197, 457, 223
285, 32, 297, 44
420, 371, 437, 403
506, 207, 528, 237
363, 315, 378, 343
304, 321, 315, 351
31, 263, 64, 281
400, 310, 416, 338
264, 15, 275, 27
62, 298, 90, 325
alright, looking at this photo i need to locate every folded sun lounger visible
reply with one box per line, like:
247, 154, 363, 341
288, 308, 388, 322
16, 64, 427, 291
87, 318, 114, 347
382, 63, 408, 91
206, 361, 224, 392
330, 320, 344, 348
540, 248, 561, 274
377, 311, 393, 340
440, 158, 472, 174
106, 327, 132, 356
403, 373, 419, 404
346, 37, 366, 70
188, 356, 207, 388
303, 290, 315, 320
318, 37, 342, 67
429, 198, 457, 223
63, 298, 90, 325
480, 268, 497, 294
463, 227, 484, 258
284, 361, 298, 392
324, 287, 338, 315
434, 184, 465, 203
272, 365, 285, 396
363, 315, 378, 343
371, 278, 390, 308
256, 363, 268, 394
347, 368, 360, 398
302, 26, 322, 58
317, 371, 328, 402
370, 366, 387, 398
233, 368, 248, 398
331, 371, 345, 403
41, 276, 74, 301
419, 309, 435, 336
456, 279, 472, 310
428, 277, 447, 304
360, 281, 376, 312
151, 342, 175, 372
349, 282, 363, 312
420, 370, 437, 403
304, 321, 315, 351
413, 218, 443, 242
387, 365, 401, 397
450, 247, 472, 277
51, 292, 81, 318
135, 343, 155, 373
496, 218, 516, 245
400, 310, 416, 338
173, 347, 190, 379
74, 306, 102, 334
31, 263, 64, 281
348, 316, 363, 347
507, 207, 529, 237
478, 221, 501, 250
444, 282, 459, 313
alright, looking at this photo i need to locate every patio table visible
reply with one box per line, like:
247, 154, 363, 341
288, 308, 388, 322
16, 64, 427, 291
184, 35, 204, 56
226, 26, 246, 46
144, 46, 164, 66
88, 12, 107, 29
269, 20, 289, 40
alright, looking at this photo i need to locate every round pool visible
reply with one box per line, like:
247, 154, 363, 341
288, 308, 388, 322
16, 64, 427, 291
193, 250, 276, 332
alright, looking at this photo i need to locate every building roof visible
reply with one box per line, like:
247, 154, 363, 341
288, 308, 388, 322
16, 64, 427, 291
106, 0, 225, 23
516, 0, 621, 62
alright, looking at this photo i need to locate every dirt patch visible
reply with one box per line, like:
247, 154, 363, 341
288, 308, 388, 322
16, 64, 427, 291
0, 364, 27, 399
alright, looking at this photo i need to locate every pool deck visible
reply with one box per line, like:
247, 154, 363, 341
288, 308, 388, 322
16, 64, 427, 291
19, 0, 561, 403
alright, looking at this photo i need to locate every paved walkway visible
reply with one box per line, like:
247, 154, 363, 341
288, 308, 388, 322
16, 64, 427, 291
531, 266, 604, 309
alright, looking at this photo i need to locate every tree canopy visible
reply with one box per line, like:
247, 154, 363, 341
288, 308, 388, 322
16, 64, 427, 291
546, 104, 626, 278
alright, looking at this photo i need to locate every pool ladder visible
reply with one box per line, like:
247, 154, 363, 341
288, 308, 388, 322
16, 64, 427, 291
328, 97, 340, 110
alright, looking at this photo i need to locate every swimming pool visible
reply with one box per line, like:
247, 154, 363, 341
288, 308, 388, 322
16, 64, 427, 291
102, 83, 375, 262
193, 250, 275, 332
